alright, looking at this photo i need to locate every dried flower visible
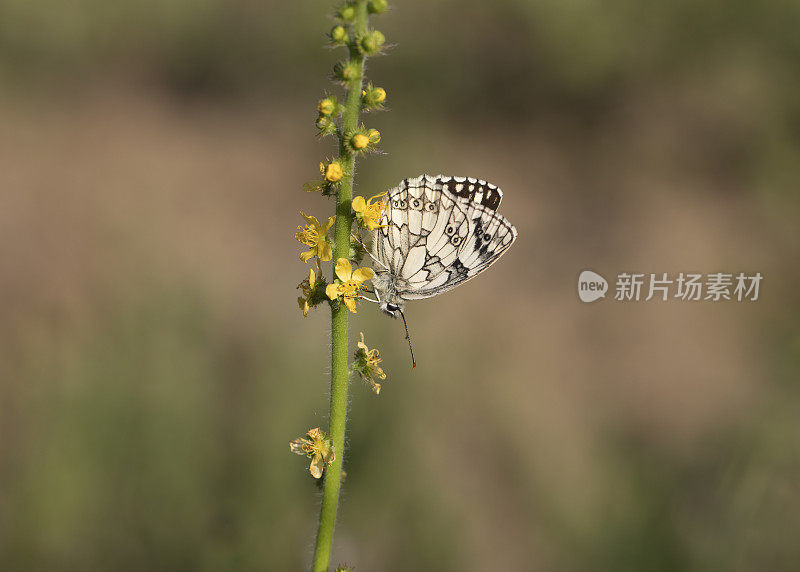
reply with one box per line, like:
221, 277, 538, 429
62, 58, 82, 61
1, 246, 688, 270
290, 427, 335, 478
352, 332, 387, 394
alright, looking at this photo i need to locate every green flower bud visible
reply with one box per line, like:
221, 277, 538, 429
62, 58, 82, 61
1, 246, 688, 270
367, 128, 381, 145
333, 61, 361, 83
330, 25, 348, 45
361, 83, 387, 110
367, 0, 388, 14
359, 30, 386, 55
337, 3, 356, 22
315, 116, 337, 137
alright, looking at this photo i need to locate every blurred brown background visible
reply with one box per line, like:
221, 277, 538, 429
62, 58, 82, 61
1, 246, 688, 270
1, 0, 799, 570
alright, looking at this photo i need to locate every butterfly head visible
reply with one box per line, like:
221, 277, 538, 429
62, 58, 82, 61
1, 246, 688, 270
380, 301, 403, 318
380, 301, 404, 318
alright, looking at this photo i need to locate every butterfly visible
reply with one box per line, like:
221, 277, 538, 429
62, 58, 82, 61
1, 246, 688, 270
365, 175, 518, 364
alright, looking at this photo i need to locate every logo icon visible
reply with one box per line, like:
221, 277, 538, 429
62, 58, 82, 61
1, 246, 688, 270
578, 270, 608, 303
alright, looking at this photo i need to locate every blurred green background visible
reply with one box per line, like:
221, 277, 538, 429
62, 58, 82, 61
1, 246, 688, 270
1, 0, 799, 570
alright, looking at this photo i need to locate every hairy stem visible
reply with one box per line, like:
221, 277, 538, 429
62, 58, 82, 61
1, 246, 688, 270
312, 2, 369, 569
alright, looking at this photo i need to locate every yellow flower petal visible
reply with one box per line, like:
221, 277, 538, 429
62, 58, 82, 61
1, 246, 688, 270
335, 258, 353, 282
322, 215, 336, 233
343, 296, 358, 313
309, 455, 324, 479
352, 196, 366, 213
309, 268, 315, 285
317, 240, 333, 262
300, 212, 319, 227
326, 283, 340, 300
352, 267, 375, 282
298, 297, 310, 317
299, 250, 315, 263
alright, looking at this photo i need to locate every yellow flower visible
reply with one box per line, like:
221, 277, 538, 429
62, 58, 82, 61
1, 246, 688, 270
354, 332, 386, 394
372, 87, 386, 103
290, 427, 335, 479
352, 192, 387, 231
296, 212, 335, 262
325, 258, 375, 313
351, 133, 369, 150
297, 267, 317, 317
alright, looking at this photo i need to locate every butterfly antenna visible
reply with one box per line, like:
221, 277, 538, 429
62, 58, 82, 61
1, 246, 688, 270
397, 308, 416, 369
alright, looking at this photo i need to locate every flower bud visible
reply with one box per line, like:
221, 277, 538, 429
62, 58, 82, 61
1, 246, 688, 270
372, 87, 386, 103
367, 128, 381, 145
367, 0, 388, 14
359, 30, 385, 55
315, 116, 337, 137
361, 84, 387, 110
351, 133, 369, 150
330, 25, 348, 45
336, 3, 356, 22
323, 161, 344, 182
333, 61, 361, 83
317, 97, 336, 116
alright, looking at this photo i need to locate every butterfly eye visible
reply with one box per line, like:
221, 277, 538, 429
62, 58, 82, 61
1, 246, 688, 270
445, 225, 455, 235
451, 236, 462, 246
425, 203, 436, 212
399, 200, 407, 208
392, 200, 399, 208
483, 233, 491, 242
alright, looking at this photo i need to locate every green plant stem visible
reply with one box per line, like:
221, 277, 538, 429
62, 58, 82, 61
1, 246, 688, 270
312, 2, 369, 570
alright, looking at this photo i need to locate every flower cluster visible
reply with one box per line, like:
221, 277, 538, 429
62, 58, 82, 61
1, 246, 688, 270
292, 0, 390, 501
293, 2, 396, 570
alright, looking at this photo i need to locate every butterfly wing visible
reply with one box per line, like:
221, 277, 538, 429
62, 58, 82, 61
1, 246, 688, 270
374, 175, 443, 278
373, 175, 517, 301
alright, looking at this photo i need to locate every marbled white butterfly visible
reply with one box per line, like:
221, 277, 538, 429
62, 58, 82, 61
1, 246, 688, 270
366, 175, 517, 363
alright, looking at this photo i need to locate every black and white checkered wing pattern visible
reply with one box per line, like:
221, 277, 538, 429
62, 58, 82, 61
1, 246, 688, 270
373, 175, 517, 301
